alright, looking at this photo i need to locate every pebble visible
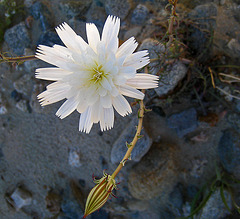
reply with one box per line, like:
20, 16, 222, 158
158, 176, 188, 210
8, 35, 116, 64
167, 108, 198, 138
4, 22, 31, 55
0, 93, 8, 115
199, 189, 232, 219
13, 74, 33, 97
16, 99, 30, 113
68, 149, 82, 168
110, 117, 152, 164
128, 141, 177, 200
105, 0, 132, 20
131, 4, 149, 25
218, 129, 240, 180
30, 1, 53, 31
6, 187, 32, 211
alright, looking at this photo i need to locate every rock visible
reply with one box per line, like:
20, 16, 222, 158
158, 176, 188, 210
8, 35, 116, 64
138, 38, 188, 96
4, 22, 31, 55
155, 61, 188, 97
187, 3, 218, 57
13, 74, 33, 97
167, 108, 198, 138
6, 187, 32, 211
11, 90, 23, 102
91, 208, 109, 219
30, 1, 53, 31
218, 129, 240, 180
128, 142, 178, 200
124, 26, 142, 41
68, 149, 82, 168
59, 0, 92, 20
37, 31, 64, 47
199, 189, 232, 219
16, 99, 30, 113
227, 38, 240, 57
131, 4, 149, 25
167, 184, 183, 217
45, 190, 62, 214
105, 0, 132, 20
0, 93, 8, 115
110, 118, 152, 164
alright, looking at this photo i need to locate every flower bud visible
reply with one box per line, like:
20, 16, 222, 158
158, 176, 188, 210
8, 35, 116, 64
83, 172, 116, 218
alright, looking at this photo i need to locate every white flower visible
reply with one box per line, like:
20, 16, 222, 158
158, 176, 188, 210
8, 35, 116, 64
35, 15, 158, 133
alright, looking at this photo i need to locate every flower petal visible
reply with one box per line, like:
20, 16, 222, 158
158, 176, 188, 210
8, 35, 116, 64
126, 73, 159, 89
35, 67, 72, 81
86, 23, 100, 53
100, 94, 112, 108
55, 95, 79, 119
79, 107, 93, 133
112, 94, 132, 116
119, 85, 144, 100
116, 37, 138, 58
100, 106, 114, 131
124, 50, 150, 70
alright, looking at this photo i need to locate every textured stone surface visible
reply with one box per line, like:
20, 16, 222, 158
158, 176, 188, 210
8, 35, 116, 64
167, 108, 198, 137
131, 4, 149, 25
218, 129, 240, 180
111, 118, 152, 164
128, 142, 178, 200
13, 74, 33, 97
4, 22, 31, 55
105, 0, 132, 20
199, 190, 232, 219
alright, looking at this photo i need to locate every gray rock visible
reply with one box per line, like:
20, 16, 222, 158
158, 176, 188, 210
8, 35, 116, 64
16, 100, 29, 113
4, 22, 31, 55
59, 0, 92, 20
68, 149, 82, 168
138, 38, 188, 96
0, 93, 8, 115
124, 26, 142, 41
105, 0, 132, 20
6, 187, 32, 211
13, 74, 33, 97
111, 118, 152, 164
167, 108, 198, 138
167, 184, 183, 217
128, 142, 178, 200
131, 4, 149, 25
218, 129, 240, 180
199, 189, 232, 219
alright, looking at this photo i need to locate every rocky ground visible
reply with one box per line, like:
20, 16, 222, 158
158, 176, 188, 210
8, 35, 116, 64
0, 0, 240, 218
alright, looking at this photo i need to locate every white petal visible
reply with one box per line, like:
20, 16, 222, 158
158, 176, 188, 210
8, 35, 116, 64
79, 107, 93, 133
119, 85, 144, 100
35, 67, 72, 81
102, 15, 120, 45
112, 94, 132, 116
119, 66, 136, 79
124, 50, 150, 69
126, 73, 159, 89
97, 41, 106, 64
38, 90, 66, 106
55, 23, 78, 50
100, 94, 112, 108
100, 106, 114, 131
100, 77, 112, 91
86, 23, 100, 52
90, 100, 101, 123
116, 37, 138, 58
55, 95, 79, 119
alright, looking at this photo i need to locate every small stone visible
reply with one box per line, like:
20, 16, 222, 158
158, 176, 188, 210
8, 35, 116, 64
4, 22, 31, 55
6, 187, 32, 211
218, 129, 240, 180
199, 190, 232, 219
59, 0, 92, 20
16, 100, 29, 113
167, 108, 198, 138
131, 4, 149, 25
124, 26, 142, 41
0, 93, 8, 115
68, 149, 82, 167
128, 142, 178, 200
105, 0, 132, 20
30, 1, 53, 31
110, 118, 152, 164
13, 74, 33, 97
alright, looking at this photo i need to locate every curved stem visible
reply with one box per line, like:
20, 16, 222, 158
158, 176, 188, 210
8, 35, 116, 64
0, 54, 37, 63
111, 96, 145, 179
